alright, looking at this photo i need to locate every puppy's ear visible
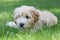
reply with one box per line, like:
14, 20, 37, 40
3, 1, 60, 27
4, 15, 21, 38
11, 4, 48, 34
29, 10, 39, 23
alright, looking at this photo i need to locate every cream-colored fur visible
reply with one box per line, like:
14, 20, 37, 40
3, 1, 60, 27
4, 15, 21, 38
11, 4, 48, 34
7, 6, 58, 30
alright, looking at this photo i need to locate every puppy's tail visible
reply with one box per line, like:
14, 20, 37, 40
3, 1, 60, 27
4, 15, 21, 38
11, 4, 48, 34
54, 16, 58, 25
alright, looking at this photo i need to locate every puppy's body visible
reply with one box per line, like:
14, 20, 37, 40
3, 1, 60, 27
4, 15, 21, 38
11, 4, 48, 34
37, 10, 57, 26
7, 6, 58, 30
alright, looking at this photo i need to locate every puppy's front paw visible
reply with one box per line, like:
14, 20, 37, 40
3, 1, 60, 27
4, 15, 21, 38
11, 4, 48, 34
6, 22, 14, 27
6, 21, 18, 29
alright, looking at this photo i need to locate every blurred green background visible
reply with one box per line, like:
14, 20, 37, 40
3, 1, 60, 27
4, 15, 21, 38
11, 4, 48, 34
0, 0, 60, 11
0, 0, 60, 40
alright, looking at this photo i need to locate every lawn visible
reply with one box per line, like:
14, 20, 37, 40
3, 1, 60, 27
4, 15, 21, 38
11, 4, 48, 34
0, 0, 60, 40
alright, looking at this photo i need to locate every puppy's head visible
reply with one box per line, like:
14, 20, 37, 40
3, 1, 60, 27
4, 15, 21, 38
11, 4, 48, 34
14, 6, 39, 29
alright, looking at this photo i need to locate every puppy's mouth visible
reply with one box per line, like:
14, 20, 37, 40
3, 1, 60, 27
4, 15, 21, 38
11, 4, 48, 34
14, 21, 17, 24
14, 21, 23, 27
14, 21, 34, 29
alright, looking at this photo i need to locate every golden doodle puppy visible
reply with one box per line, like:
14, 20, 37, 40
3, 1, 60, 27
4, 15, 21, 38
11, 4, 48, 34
7, 6, 58, 30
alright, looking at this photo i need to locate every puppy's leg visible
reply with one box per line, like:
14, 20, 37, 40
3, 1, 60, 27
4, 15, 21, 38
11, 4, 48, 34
6, 21, 18, 29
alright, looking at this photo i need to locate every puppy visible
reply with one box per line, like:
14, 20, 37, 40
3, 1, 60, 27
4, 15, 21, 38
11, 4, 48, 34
7, 6, 58, 30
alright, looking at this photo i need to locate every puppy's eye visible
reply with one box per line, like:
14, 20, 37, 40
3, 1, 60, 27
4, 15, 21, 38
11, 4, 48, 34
25, 16, 30, 19
15, 15, 21, 19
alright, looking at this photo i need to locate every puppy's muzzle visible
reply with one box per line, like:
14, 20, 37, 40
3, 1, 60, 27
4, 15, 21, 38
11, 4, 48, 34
19, 23, 24, 27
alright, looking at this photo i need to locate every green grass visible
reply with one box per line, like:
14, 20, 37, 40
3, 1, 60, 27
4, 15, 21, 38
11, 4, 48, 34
0, 0, 60, 40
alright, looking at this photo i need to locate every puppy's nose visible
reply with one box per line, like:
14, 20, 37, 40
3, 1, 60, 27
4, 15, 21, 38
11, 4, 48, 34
19, 23, 24, 27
